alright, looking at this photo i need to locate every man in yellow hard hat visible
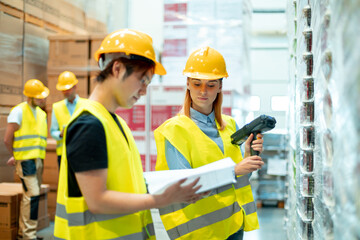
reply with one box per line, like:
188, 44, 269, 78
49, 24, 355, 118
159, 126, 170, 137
54, 29, 205, 240
4, 79, 49, 240
50, 71, 85, 167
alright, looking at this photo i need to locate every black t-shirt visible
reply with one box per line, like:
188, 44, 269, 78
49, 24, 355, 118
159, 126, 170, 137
66, 111, 127, 197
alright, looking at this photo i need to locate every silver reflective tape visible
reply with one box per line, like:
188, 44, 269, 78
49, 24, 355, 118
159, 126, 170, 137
233, 175, 250, 189
242, 201, 257, 215
13, 146, 46, 152
160, 177, 250, 216
159, 203, 189, 216
56, 231, 148, 240
146, 222, 155, 236
56, 203, 152, 239
56, 203, 129, 226
167, 202, 241, 239
14, 135, 47, 141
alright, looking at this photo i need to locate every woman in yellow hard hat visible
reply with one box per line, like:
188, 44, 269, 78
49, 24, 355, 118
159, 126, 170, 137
154, 46, 265, 240
54, 29, 205, 240
4, 79, 49, 240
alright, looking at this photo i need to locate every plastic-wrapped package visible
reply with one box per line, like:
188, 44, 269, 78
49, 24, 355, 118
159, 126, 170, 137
303, 28, 312, 52
300, 101, 314, 124
298, 195, 314, 221
300, 125, 315, 150
300, 149, 314, 173
297, 212, 314, 240
329, 0, 360, 237
302, 52, 314, 76
300, 172, 315, 197
301, 76, 314, 101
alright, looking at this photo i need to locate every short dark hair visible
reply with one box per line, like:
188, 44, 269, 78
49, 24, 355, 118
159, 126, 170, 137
95, 55, 155, 83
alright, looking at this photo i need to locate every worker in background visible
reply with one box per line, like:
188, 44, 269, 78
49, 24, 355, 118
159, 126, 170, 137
154, 46, 265, 240
54, 29, 205, 240
4, 79, 49, 240
50, 71, 85, 167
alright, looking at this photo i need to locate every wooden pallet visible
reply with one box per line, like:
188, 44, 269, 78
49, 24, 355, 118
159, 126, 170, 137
257, 200, 285, 208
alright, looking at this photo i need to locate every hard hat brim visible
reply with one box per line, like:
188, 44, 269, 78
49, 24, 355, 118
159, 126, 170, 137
56, 80, 78, 91
183, 71, 228, 80
24, 86, 50, 99
155, 61, 166, 75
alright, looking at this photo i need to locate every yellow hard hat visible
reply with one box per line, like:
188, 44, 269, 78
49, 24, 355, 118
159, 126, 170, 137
183, 46, 228, 80
23, 79, 49, 99
56, 71, 79, 91
94, 29, 166, 75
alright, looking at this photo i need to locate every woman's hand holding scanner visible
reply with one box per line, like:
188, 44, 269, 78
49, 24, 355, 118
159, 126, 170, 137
244, 133, 264, 157
234, 155, 264, 176
154, 177, 207, 207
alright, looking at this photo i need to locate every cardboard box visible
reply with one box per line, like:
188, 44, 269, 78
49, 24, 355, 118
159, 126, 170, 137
0, 227, 17, 240
0, 183, 49, 220
24, 0, 43, 19
0, 192, 19, 228
86, 17, 107, 34
58, 0, 74, 32
42, 0, 60, 27
0, 12, 24, 106
47, 190, 57, 209
23, 22, 50, 88
37, 214, 50, 230
42, 167, 59, 186
48, 35, 89, 68
44, 148, 58, 170
48, 206, 56, 221
89, 34, 106, 68
0, 0, 24, 11
0, 114, 12, 170
0, 166, 15, 182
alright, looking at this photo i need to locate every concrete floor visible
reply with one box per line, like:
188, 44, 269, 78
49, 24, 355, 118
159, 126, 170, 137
38, 207, 286, 240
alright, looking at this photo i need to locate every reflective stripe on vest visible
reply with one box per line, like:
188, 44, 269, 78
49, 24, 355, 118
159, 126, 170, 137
160, 175, 253, 215
53, 98, 84, 156
13, 102, 47, 160
154, 114, 259, 239
54, 224, 154, 240
167, 202, 242, 239
54, 99, 154, 240
55, 203, 155, 239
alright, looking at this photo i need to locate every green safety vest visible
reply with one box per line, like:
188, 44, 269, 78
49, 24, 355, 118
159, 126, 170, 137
13, 102, 47, 160
154, 114, 259, 239
54, 99, 155, 240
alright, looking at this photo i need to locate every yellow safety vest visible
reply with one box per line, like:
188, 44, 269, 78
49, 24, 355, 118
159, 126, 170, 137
54, 99, 155, 240
12, 102, 47, 160
52, 98, 85, 155
154, 114, 259, 239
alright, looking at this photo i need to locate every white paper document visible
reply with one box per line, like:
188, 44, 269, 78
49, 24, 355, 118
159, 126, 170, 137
143, 157, 236, 194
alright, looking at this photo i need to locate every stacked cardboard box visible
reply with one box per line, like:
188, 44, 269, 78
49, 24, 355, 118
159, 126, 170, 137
46, 34, 106, 110
0, 192, 18, 240
0, 183, 49, 240
43, 139, 58, 220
